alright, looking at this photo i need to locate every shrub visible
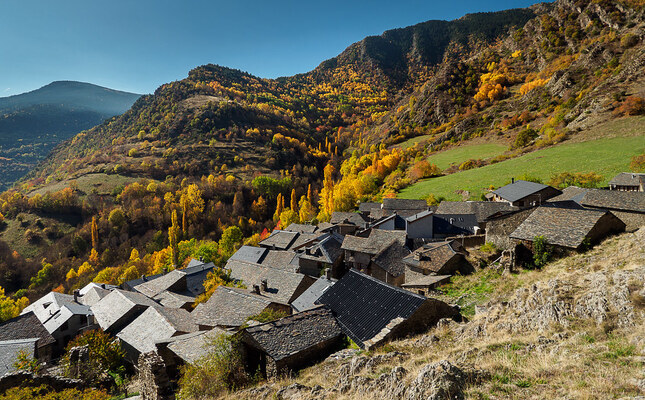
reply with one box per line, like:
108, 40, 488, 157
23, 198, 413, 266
246, 308, 288, 323
512, 126, 539, 149
630, 152, 645, 172
177, 335, 250, 399
548, 171, 603, 189
613, 96, 645, 116
61, 330, 125, 385
408, 160, 441, 181
532, 236, 551, 269
480, 242, 498, 253
13, 350, 41, 374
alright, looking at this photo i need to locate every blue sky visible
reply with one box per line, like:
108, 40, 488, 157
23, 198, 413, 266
0, 0, 547, 96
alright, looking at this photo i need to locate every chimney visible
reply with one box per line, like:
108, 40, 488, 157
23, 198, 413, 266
101, 284, 105, 289
73, 289, 80, 303
325, 269, 332, 279
141, 274, 147, 282
512, 177, 515, 184
413, 253, 421, 261
261, 279, 268, 292
253, 285, 261, 295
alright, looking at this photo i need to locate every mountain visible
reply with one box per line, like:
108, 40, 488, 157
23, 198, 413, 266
0, 81, 141, 190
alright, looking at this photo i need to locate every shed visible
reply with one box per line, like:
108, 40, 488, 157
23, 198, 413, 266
239, 306, 343, 378
192, 286, 291, 329
116, 306, 198, 361
608, 172, 645, 192
316, 269, 459, 349
487, 180, 561, 207
91, 289, 159, 333
510, 206, 626, 251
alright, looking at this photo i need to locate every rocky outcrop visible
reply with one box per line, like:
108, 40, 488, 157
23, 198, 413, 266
138, 352, 173, 400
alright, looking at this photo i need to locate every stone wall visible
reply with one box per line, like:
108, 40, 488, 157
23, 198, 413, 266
0, 372, 82, 392
485, 209, 534, 250
138, 352, 174, 400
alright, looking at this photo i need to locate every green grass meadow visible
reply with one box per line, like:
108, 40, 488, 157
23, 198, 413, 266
399, 134, 644, 201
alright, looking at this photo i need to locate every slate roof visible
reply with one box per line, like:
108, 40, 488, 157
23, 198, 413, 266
358, 202, 381, 213
315, 269, 427, 346
401, 275, 452, 289
406, 210, 434, 223
547, 186, 589, 203
0, 338, 38, 376
316, 222, 335, 232
160, 328, 231, 363
372, 242, 410, 277
289, 233, 320, 250
285, 223, 318, 234
291, 277, 336, 312
192, 286, 277, 328
79, 282, 117, 296
341, 229, 407, 255
259, 250, 299, 272
0, 312, 55, 348
609, 172, 645, 187
226, 260, 312, 304
435, 201, 518, 224
91, 289, 159, 332
297, 233, 344, 264
579, 189, 645, 213
79, 286, 111, 307
259, 230, 299, 250
230, 246, 269, 264
433, 214, 479, 235
371, 213, 407, 230
509, 206, 619, 248
153, 291, 196, 309
382, 198, 428, 211
492, 180, 557, 203
241, 306, 342, 361
403, 241, 461, 273
21, 292, 76, 322
330, 212, 368, 228
182, 262, 216, 297
122, 273, 164, 291
134, 270, 186, 298
117, 307, 198, 355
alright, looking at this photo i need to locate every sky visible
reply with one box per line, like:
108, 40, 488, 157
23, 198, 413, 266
0, 0, 547, 97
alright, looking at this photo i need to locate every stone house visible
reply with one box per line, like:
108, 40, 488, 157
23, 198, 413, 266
116, 306, 199, 362
238, 306, 343, 379
0, 312, 56, 363
259, 230, 319, 251
226, 260, 315, 304
20, 292, 96, 351
401, 240, 472, 293
192, 285, 291, 330
230, 245, 269, 264
292, 232, 344, 277
284, 223, 319, 234
578, 189, 645, 231
486, 179, 561, 207
405, 210, 434, 239
484, 208, 535, 250
435, 201, 518, 230
291, 275, 336, 312
367, 241, 410, 287
432, 214, 480, 238
316, 269, 460, 349
608, 172, 645, 192
155, 328, 230, 379
381, 198, 429, 218
341, 228, 407, 271
509, 206, 626, 254
0, 338, 40, 376
91, 289, 160, 334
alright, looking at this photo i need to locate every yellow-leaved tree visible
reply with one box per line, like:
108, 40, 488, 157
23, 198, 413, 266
0, 286, 29, 322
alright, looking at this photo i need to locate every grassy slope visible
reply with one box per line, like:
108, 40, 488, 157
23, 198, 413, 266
426, 143, 508, 170
399, 116, 645, 201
